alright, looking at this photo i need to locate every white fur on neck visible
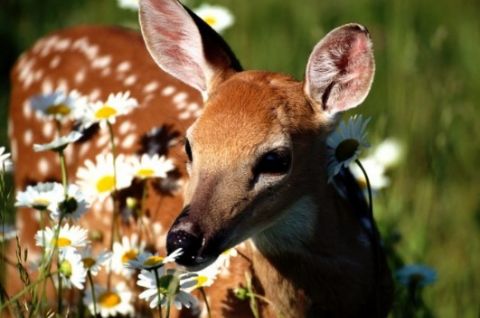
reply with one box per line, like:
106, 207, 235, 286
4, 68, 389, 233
252, 195, 317, 256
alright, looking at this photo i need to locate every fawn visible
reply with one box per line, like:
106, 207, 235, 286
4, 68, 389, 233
8, 0, 393, 316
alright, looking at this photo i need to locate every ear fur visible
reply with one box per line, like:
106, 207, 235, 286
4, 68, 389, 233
139, 0, 242, 96
304, 23, 375, 115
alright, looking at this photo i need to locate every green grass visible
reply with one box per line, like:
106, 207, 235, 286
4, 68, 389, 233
1, 0, 479, 316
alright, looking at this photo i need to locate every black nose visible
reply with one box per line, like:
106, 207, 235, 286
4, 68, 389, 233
166, 230, 203, 267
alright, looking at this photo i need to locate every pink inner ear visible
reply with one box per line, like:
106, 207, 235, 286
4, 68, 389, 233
305, 24, 375, 114
140, 0, 208, 93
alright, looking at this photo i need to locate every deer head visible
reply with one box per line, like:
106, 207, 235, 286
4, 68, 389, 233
139, 0, 374, 269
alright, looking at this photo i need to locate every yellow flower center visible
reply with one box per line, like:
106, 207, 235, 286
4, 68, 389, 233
335, 139, 360, 162
82, 257, 96, 269
196, 275, 208, 287
46, 104, 71, 116
95, 175, 115, 193
98, 291, 121, 308
54, 237, 72, 247
136, 168, 155, 178
204, 16, 217, 26
121, 250, 138, 263
143, 255, 164, 267
94, 105, 117, 119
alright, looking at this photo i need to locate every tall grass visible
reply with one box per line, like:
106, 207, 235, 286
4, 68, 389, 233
0, 0, 479, 316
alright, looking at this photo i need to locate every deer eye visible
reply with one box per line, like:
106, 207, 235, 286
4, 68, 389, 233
253, 148, 292, 176
185, 139, 193, 162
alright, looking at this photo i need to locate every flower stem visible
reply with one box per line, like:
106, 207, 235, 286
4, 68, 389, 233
57, 261, 63, 314
199, 287, 212, 318
153, 268, 164, 318
107, 122, 119, 290
87, 271, 98, 317
58, 150, 69, 197
354, 159, 373, 217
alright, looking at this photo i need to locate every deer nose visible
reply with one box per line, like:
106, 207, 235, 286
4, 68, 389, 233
166, 229, 203, 267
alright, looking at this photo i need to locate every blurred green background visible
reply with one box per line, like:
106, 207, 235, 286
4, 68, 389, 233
1, 0, 479, 316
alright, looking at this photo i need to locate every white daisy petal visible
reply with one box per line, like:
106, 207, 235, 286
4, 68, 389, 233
33, 131, 83, 152
193, 4, 234, 33
0, 147, 13, 172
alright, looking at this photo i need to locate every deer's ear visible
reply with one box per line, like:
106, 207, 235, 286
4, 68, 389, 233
304, 24, 375, 115
139, 0, 242, 97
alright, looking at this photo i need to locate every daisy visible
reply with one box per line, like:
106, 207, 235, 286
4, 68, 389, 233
326, 115, 370, 182
79, 246, 112, 276
349, 157, 390, 191
127, 248, 183, 270
79, 91, 138, 129
373, 138, 403, 169
137, 268, 198, 310
181, 263, 219, 292
30, 90, 87, 121
193, 4, 234, 33
58, 248, 87, 289
15, 182, 64, 211
76, 153, 133, 201
110, 234, 146, 277
0, 224, 16, 242
128, 154, 175, 179
33, 131, 83, 152
117, 0, 138, 10
0, 147, 12, 172
35, 223, 89, 253
396, 264, 437, 288
83, 282, 134, 317
48, 183, 90, 221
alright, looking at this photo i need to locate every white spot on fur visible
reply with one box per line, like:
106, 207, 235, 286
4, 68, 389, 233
41, 79, 54, 93
96, 132, 109, 148
161, 85, 175, 96
89, 88, 101, 101
49, 56, 61, 69
92, 55, 112, 69
100, 67, 111, 77
79, 143, 90, 158
75, 69, 86, 84
176, 102, 187, 110
179, 111, 191, 120
116, 61, 131, 72
23, 100, 32, 119
121, 134, 136, 149
152, 223, 164, 236
118, 121, 133, 135
187, 102, 200, 112
38, 158, 50, 175
124, 74, 137, 86
143, 81, 159, 93
54, 38, 71, 51
42, 122, 54, 138
23, 130, 33, 145
173, 92, 187, 104
33, 69, 44, 82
